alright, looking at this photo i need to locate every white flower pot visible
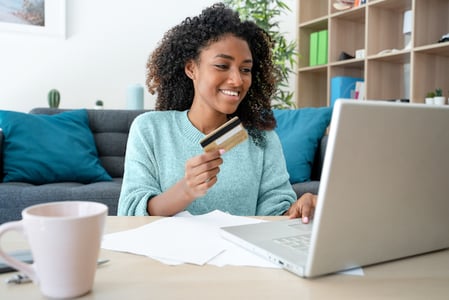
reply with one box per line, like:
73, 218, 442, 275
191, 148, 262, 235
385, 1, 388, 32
425, 97, 434, 105
434, 96, 445, 105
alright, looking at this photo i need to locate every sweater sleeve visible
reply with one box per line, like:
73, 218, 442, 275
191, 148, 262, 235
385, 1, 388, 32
255, 130, 296, 216
117, 114, 161, 216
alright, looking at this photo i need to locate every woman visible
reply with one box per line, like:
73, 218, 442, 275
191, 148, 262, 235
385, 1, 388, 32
118, 3, 316, 222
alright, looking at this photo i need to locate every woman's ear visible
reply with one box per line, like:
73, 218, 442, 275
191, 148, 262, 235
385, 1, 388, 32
185, 60, 195, 80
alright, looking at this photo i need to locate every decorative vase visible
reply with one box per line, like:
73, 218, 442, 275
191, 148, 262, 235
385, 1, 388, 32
425, 97, 434, 105
434, 96, 445, 105
126, 84, 144, 110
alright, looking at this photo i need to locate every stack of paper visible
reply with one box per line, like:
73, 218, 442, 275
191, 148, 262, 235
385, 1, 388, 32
101, 210, 280, 268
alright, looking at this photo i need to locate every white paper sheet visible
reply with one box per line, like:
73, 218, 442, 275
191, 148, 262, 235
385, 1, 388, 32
102, 210, 279, 268
102, 212, 221, 265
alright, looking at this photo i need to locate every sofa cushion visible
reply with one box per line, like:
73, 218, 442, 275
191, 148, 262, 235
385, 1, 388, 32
0, 109, 112, 184
273, 107, 332, 184
29, 108, 149, 178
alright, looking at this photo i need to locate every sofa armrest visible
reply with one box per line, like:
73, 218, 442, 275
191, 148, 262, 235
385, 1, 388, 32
310, 135, 328, 181
292, 181, 320, 199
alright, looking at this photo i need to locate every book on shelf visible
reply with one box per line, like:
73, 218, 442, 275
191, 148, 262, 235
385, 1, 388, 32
353, 0, 366, 7
309, 29, 328, 66
317, 30, 328, 65
354, 81, 365, 100
309, 31, 318, 66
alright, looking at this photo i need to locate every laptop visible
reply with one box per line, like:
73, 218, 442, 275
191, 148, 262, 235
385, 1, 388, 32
220, 99, 449, 278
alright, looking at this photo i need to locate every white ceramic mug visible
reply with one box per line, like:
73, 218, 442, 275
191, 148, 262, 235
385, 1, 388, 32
0, 201, 107, 299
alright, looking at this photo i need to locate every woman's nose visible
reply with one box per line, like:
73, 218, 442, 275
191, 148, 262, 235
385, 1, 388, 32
228, 68, 243, 85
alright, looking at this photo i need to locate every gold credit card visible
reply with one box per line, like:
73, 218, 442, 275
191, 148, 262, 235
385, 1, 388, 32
200, 116, 248, 152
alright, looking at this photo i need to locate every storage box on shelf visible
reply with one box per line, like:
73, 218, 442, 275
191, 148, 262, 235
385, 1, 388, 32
297, 0, 449, 107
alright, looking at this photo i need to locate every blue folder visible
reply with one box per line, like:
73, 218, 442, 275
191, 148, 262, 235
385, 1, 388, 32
330, 76, 364, 106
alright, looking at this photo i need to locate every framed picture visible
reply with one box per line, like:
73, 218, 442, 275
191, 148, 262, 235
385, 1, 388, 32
0, 0, 65, 38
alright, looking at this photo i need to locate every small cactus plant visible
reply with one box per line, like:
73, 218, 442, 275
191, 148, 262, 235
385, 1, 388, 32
94, 100, 104, 109
48, 89, 60, 108
435, 88, 443, 97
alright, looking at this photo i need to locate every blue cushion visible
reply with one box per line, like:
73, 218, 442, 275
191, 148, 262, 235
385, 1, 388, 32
273, 107, 333, 184
0, 109, 112, 184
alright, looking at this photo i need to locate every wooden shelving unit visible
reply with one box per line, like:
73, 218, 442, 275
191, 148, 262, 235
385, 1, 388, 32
297, 0, 449, 107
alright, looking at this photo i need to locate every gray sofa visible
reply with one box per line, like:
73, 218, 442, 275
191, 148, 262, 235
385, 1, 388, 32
0, 108, 147, 224
0, 108, 327, 224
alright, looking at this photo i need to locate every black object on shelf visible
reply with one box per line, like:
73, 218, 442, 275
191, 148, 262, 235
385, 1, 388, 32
438, 33, 449, 43
338, 51, 355, 61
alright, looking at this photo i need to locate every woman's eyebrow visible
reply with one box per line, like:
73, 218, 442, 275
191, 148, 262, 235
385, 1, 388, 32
215, 53, 253, 63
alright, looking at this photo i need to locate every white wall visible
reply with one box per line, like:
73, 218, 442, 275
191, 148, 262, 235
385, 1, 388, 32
0, 0, 296, 112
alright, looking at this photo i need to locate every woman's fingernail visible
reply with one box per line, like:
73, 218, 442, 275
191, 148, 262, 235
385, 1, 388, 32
302, 217, 309, 223
219, 149, 226, 155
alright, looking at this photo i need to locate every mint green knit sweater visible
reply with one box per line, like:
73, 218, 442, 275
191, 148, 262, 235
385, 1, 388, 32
118, 110, 296, 216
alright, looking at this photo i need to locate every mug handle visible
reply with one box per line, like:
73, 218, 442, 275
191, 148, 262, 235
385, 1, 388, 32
0, 221, 37, 282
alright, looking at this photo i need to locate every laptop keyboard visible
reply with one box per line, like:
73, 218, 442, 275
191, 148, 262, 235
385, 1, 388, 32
273, 235, 311, 252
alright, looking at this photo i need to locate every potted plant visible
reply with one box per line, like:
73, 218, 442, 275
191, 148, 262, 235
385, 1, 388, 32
48, 89, 60, 108
94, 100, 104, 109
434, 88, 445, 105
223, 0, 298, 109
425, 91, 435, 105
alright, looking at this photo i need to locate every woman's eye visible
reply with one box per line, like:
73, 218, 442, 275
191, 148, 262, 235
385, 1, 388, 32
241, 67, 252, 73
215, 64, 228, 70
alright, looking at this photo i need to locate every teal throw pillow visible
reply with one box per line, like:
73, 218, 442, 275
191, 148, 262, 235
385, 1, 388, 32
0, 109, 112, 184
273, 107, 333, 184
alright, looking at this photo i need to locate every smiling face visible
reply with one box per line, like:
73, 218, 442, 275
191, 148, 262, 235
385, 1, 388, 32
185, 34, 253, 125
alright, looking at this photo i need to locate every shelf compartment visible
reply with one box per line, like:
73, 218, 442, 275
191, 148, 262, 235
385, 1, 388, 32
329, 65, 365, 104
329, 9, 365, 63
366, 0, 412, 56
297, 68, 328, 107
298, 19, 328, 68
366, 54, 410, 101
414, 0, 449, 48
412, 51, 449, 103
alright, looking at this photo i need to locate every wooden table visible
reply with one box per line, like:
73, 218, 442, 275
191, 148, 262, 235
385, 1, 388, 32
1, 216, 449, 299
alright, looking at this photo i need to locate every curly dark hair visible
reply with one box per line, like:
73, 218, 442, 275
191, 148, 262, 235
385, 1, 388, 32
146, 2, 278, 145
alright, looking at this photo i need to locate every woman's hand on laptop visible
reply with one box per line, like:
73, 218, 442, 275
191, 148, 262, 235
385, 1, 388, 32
284, 193, 317, 223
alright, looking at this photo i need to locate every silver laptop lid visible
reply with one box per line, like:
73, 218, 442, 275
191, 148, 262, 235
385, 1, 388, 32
306, 100, 449, 277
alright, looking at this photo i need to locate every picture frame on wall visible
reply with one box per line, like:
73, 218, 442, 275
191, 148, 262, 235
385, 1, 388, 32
0, 0, 65, 38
